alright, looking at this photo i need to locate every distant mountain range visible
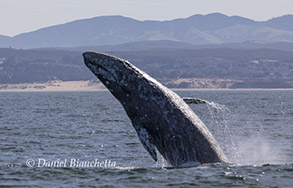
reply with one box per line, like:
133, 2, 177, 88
1, 13, 293, 49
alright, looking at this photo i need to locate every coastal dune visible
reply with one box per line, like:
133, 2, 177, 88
0, 80, 106, 91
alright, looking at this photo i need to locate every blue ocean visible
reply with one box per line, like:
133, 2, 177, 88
0, 90, 292, 187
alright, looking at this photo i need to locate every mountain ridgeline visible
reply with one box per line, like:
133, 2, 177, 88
1, 13, 293, 48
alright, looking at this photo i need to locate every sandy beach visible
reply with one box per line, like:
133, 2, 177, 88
0, 80, 292, 92
0, 80, 107, 92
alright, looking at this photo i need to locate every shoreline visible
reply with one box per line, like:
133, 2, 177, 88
0, 80, 292, 92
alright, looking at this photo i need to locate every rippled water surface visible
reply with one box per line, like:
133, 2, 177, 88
0, 90, 292, 187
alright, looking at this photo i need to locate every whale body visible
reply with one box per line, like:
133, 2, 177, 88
83, 52, 227, 167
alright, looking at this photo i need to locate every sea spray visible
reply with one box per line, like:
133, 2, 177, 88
206, 101, 236, 162
155, 149, 169, 168
234, 134, 282, 165
189, 99, 236, 162
202, 100, 284, 165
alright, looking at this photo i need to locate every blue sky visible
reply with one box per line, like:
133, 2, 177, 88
1, 0, 292, 36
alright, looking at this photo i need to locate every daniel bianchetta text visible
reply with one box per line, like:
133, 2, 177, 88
26, 158, 116, 168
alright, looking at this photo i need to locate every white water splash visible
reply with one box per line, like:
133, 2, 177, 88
200, 100, 236, 162
155, 149, 169, 168
205, 101, 231, 114
233, 134, 283, 165
203, 101, 285, 165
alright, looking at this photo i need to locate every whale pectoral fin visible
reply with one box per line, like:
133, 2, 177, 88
183, 97, 207, 104
136, 127, 157, 161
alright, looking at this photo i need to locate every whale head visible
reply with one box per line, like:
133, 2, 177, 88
83, 52, 145, 103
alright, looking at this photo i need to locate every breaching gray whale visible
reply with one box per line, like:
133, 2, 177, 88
83, 52, 227, 167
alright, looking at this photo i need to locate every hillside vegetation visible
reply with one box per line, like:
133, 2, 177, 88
0, 43, 292, 88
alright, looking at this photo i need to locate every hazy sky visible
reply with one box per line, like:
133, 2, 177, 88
1, 0, 292, 36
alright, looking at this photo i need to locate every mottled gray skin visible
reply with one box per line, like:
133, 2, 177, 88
83, 52, 227, 167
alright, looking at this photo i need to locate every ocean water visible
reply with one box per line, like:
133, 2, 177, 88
0, 90, 292, 187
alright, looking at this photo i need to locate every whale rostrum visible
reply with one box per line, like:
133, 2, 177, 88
83, 52, 228, 167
